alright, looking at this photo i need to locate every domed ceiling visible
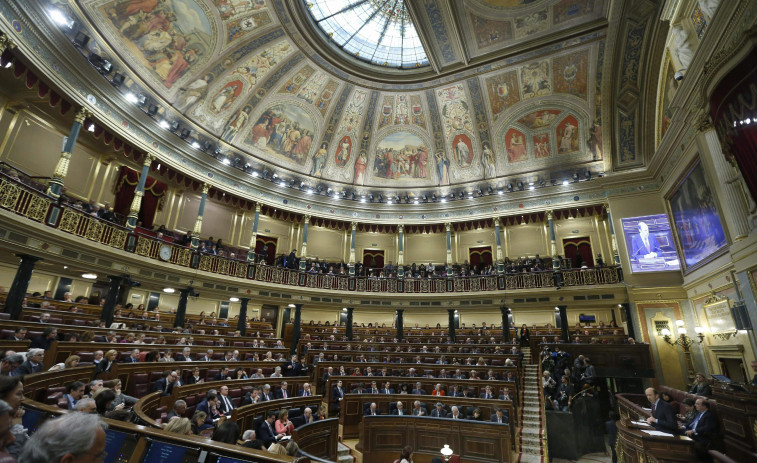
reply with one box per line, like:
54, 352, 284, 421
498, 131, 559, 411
68, 0, 613, 194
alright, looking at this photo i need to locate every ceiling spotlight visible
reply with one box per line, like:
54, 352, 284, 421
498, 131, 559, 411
229, 297, 240, 302
477, 188, 483, 196
271, 173, 278, 179
179, 128, 190, 139
316, 185, 324, 193
191, 141, 201, 150
404, 194, 410, 203
377, 194, 383, 202
459, 191, 465, 199
111, 72, 126, 87
222, 158, 231, 165
147, 105, 159, 116
422, 195, 428, 202
288, 304, 296, 308
529, 185, 535, 191
169, 121, 180, 132
87, 123, 96, 133
49, 9, 74, 28
413, 199, 419, 204
507, 183, 514, 192
327, 188, 333, 195
81, 273, 97, 280
539, 179, 546, 187
252, 171, 260, 178
440, 198, 447, 203
517, 181, 524, 191
202, 141, 213, 151
598, 171, 605, 177
369, 194, 375, 202
306, 188, 313, 195
279, 180, 286, 187
360, 196, 366, 203
73, 31, 90, 48
159, 120, 170, 129
497, 189, 504, 195
2, 58, 12, 69
136, 94, 148, 106
163, 287, 175, 293
125, 92, 138, 104
387, 199, 393, 205
563, 179, 570, 186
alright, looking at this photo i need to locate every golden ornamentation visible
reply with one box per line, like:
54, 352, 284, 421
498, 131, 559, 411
52, 151, 72, 179
198, 255, 212, 271
109, 229, 128, 249
25, 195, 50, 222
201, 183, 210, 195
192, 215, 204, 234
697, 114, 714, 133
73, 108, 91, 124
85, 219, 104, 242
0, 181, 21, 209
135, 237, 153, 257
143, 153, 156, 167
58, 209, 80, 233
0, 34, 17, 55
234, 264, 247, 278
175, 248, 192, 267
129, 190, 144, 215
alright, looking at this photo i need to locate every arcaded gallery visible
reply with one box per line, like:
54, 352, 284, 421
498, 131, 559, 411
0, 0, 755, 462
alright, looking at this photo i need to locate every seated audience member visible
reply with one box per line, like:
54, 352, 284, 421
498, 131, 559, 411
0, 355, 22, 376
196, 392, 221, 424
258, 410, 285, 447
411, 400, 426, 416
164, 417, 193, 435
430, 402, 447, 418
95, 389, 120, 416
73, 398, 96, 413
365, 402, 380, 416
17, 411, 107, 463
151, 371, 176, 396
677, 398, 697, 427
217, 386, 235, 415
167, 400, 187, 420
30, 327, 57, 351
15, 349, 45, 376
392, 401, 406, 416
212, 420, 240, 445
689, 373, 712, 397
190, 411, 213, 434
645, 388, 677, 433
275, 409, 295, 436
491, 408, 508, 424
682, 398, 718, 451
95, 350, 117, 376
65, 381, 85, 410
449, 406, 464, 420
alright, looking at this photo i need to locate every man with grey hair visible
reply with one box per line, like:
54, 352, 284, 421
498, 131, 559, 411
73, 398, 96, 413
92, 350, 104, 365
449, 406, 463, 419
18, 412, 107, 463
167, 399, 187, 420
89, 380, 104, 397
242, 429, 256, 442
15, 349, 44, 376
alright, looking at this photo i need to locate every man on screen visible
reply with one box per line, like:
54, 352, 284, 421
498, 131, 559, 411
631, 222, 661, 259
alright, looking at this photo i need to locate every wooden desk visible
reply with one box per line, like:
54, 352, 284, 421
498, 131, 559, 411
291, 418, 338, 461
338, 392, 515, 444
230, 396, 323, 432
360, 415, 511, 463
616, 420, 695, 462
304, 349, 519, 369
712, 387, 757, 462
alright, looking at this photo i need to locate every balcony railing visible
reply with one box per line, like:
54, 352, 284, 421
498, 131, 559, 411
0, 172, 623, 294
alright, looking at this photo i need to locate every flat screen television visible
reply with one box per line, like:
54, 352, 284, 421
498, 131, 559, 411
578, 314, 595, 323
621, 214, 680, 273
139, 440, 200, 463
215, 456, 255, 463
104, 429, 137, 463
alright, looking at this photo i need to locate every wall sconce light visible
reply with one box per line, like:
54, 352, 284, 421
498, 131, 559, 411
662, 320, 704, 348
440, 445, 454, 462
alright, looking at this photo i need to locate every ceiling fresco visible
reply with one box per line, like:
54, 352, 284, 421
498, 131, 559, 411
69, 0, 611, 192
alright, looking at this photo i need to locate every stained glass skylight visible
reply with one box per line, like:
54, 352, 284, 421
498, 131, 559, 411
305, 0, 430, 69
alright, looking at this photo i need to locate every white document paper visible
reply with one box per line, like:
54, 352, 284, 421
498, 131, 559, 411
641, 430, 674, 437
631, 420, 651, 426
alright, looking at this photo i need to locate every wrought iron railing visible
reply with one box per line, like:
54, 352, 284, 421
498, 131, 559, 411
0, 172, 623, 294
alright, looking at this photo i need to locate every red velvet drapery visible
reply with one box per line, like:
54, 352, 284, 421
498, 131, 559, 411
255, 236, 277, 265
710, 47, 757, 204
562, 237, 594, 268
469, 246, 493, 269
114, 166, 167, 228
362, 250, 385, 270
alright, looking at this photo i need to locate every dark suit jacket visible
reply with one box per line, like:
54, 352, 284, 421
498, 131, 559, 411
480, 393, 495, 399
187, 375, 203, 385
175, 354, 191, 362
152, 378, 174, 396
283, 361, 303, 377
332, 387, 344, 402
94, 360, 114, 376
490, 415, 509, 424
217, 394, 234, 415
685, 411, 718, 444
411, 389, 426, 395
274, 389, 291, 399
391, 409, 407, 415
364, 409, 381, 416
631, 233, 661, 257
122, 356, 139, 363
652, 399, 677, 433
29, 336, 52, 350
381, 388, 395, 394
14, 360, 43, 376
258, 420, 279, 447
430, 409, 447, 418
260, 392, 274, 401
297, 389, 313, 397
195, 399, 217, 424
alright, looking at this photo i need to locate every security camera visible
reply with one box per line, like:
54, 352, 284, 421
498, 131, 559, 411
674, 70, 685, 81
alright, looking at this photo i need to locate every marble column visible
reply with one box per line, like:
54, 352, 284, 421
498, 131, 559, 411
237, 298, 249, 336
191, 183, 210, 250
174, 287, 191, 328
604, 203, 621, 265
346, 307, 354, 341
48, 107, 90, 198
247, 203, 262, 262
546, 210, 560, 270
396, 309, 404, 341
102, 275, 125, 327
699, 122, 752, 240
397, 225, 405, 278
349, 221, 357, 276
5, 255, 42, 320
291, 304, 302, 356
494, 218, 504, 274
448, 309, 456, 342
126, 153, 155, 229
500, 306, 511, 343
557, 305, 569, 342
299, 215, 310, 271
445, 222, 452, 270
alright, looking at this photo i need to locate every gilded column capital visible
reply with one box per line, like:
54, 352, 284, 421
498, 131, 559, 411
546, 210, 554, 221
398, 224, 404, 233
0, 34, 16, 55
255, 202, 262, 213
493, 217, 500, 228
201, 183, 210, 195
74, 107, 91, 124
351, 221, 358, 231
303, 215, 311, 224
697, 114, 714, 133
445, 222, 451, 232
143, 153, 156, 167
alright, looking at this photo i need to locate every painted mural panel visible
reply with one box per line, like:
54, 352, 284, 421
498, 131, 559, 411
553, 0, 597, 24
451, 134, 475, 168
215, 0, 266, 20
94, 0, 214, 90
553, 49, 588, 100
335, 136, 353, 167
556, 115, 579, 153
314, 80, 338, 116
520, 60, 552, 99
485, 70, 520, 121
505, 128, 528, 163
225, 10, 272, 44
533, 133, 551, 159
514, 10, 548, 38
659, 53, 678, 144
518, 109, 561, 129
481, 142, 496, 179
410, 95, 426, 129
378, 96, 395, 130
245, 103, 316, 165
339, 90, 369, 137
436, 84, 474, 138
470, 14, 513, 48
220, 105, 251, 142
278, 65, 315, 95
372, 132, 430, 181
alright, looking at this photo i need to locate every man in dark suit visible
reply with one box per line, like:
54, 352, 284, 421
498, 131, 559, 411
14, 349, 45, 376
381, 381, 394, 394
298, 382, 313, 397
499, 387, 514, 401
480, 385, 495, 400
283, 355, 304, 377
364, 402, 380, 416
196, 391, 220, 425
411, 400, 426, 416
260, 385, 274, 401
411, 382, 426, 395
30, 327, 57, 350
332, 380, 345, 412
200, 349, 214, 361
213, 367, 231, 381
175, 348, 192, 362
123, 348, 140, 363
683, 399, 718, 444
167, 400, 187, 420
274, 381, 291, 399
645, 388, 677, 433
430, 403, 447, 418
217, 385, 235, 415
391, 401, 406, 415
151, 370, 176, 396
352, 383, 366, 394
491, 408, 508, 424
631, 221, 662, 258
258, 411, 284, 447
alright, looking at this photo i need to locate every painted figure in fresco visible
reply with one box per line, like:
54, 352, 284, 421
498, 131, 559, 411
534, 134, 551, 158
336, 136, 351, 166
435, 151, 450, 185
354, 151, 367, 185
482, 142, 496, 178
221, 106, 251, 142
454, 138, 472, 167
588, 119, 602, 160
507, 131, 527, 162
559, 122, 576, 153
310, 143, 328, 177
417, 146, 428, 179
176, 74, 212, 111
